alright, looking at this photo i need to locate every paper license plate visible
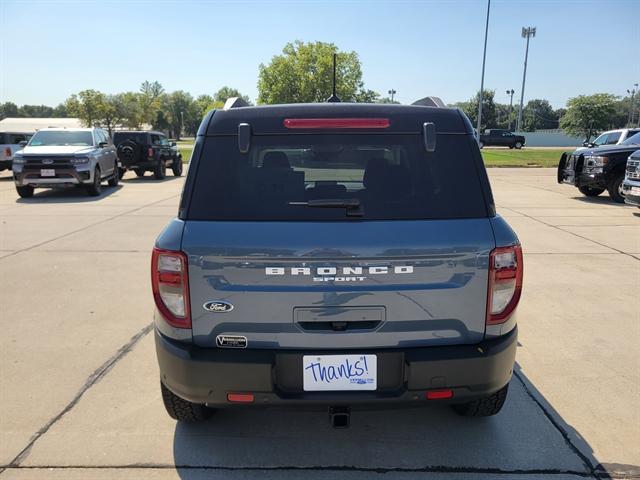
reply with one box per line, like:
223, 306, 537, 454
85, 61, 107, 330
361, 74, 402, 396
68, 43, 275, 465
303, 354, 376, 391
631, 186, 640, 196
40, 169, 55, 177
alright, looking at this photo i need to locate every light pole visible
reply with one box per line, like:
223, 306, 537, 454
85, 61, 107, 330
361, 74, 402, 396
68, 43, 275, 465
627, 83, 638, 126
180, 111, 184, 138
517, 26, 536, 132
476, 0, 491, 138
506, 89, 515, 130
388, 89, 396, 102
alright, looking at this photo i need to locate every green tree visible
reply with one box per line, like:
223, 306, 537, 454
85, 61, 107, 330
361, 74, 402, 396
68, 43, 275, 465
257, 41, 378, 104
522, 99, 558, 131
65, 89, 107, 127
459, 90, 497, 132
560, 93, 617, 140
52, 103, 68, 117
213, 87, 251, 104
163, 91, 197, 139
377, 97, 400, 104
139, 81, 165, 126
0, 102, 19, 119
18, 105, 54, 117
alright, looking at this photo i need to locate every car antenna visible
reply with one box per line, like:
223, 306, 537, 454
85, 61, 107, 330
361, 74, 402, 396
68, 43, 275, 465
326, 53, 341, 103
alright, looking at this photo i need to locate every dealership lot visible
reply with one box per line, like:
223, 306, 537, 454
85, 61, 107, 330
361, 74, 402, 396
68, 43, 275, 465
0, 168, 638, 479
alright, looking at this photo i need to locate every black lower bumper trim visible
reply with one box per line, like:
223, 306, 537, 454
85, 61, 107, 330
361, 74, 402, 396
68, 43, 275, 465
156, 327, 517, 408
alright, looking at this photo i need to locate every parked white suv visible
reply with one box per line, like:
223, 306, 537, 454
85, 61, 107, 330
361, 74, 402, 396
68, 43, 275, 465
577, 128, 640, 151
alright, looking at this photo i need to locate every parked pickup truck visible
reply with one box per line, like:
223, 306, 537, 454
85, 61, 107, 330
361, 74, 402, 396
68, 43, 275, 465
622, 149, 640, 208
558, 132, 640, 203
152, 100, 523, 426
0, 131, 33, 171
479, 129, 526, 149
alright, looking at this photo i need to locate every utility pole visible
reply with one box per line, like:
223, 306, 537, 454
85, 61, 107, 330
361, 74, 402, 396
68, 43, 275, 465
388, 89, 396, 102
517, 27, 536, 131
506, 89, 515, 130
476, 0, 491, 138
627, 83, 638, 126
180, 111, 184, 138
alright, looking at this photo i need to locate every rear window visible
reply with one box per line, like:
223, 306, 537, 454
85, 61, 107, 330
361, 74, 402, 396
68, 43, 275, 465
187, 134, 487, 221
113, 132, 147, 146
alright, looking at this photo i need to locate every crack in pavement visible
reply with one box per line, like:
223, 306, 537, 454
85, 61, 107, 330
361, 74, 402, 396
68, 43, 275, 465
2, 323, 154, 471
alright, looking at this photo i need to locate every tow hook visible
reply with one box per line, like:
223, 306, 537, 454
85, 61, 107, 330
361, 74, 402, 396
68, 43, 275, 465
329, 406, 351, 429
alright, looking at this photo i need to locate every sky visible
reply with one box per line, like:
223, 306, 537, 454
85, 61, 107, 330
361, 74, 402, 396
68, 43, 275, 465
0, 0, 638, 109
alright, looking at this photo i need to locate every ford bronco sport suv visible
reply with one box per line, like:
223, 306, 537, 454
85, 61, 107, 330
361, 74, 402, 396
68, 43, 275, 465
153, 101, 523, 425
12, 128, 119, 198
113, 130, 183, 179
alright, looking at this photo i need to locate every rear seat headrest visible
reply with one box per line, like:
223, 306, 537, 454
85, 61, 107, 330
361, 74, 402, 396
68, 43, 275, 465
262, 151, 290, 169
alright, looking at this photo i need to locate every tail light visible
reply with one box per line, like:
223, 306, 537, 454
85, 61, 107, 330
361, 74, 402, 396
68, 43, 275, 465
148, 147, 154, 158
5, 147, 11, 158
487, 245, 523, 325
151, 248, 191, 328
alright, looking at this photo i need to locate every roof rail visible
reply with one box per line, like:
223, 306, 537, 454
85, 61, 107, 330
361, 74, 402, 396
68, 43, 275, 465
223, 97, 250, 110
412, 96, 446, 108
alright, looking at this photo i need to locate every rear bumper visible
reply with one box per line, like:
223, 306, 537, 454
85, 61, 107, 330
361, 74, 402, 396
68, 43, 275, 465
156, 326, 517, 408
0, 159, 12, 170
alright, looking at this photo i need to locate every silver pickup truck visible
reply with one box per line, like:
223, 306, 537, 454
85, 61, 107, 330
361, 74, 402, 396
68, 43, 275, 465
12, 128, 119, 198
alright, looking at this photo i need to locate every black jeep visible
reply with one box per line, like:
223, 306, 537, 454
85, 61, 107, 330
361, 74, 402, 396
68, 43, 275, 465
557, 132, 640, 203
113, 131, 183, 179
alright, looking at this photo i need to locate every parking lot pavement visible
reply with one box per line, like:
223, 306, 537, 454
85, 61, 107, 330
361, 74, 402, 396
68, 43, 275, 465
0, 168, 638, 479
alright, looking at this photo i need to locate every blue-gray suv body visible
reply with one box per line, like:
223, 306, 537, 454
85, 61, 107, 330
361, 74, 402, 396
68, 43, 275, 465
153, 102, 523, 423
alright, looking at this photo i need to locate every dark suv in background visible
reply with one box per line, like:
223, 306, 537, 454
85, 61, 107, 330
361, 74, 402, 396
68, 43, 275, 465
113, 131, 183, 179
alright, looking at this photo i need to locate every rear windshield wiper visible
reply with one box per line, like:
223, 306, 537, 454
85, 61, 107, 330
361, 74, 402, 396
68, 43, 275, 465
289, 198, 364, 217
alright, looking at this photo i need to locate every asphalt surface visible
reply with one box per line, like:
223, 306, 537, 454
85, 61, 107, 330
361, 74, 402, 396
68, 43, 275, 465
0, 168, 638, 480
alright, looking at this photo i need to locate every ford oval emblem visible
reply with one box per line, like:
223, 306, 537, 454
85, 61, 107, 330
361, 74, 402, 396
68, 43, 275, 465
203, 301, 234, 313
42, 159, 54, 165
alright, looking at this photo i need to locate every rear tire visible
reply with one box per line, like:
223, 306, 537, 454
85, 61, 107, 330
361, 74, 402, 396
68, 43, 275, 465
153, 160, 166, 180
85, 167, 102, 196
578, 186, 605, 197
16, 185, 34, 198
171, 157, 183, 176
452, 383, 509, 417
515, 141, 523, 149
160, 381, 214, 423
607, 172, 625, 203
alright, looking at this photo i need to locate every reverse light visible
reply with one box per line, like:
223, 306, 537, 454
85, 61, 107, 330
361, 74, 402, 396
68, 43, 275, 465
487, 245, 523, 325
151, 248, 191, 329
283, 118, 390, 129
